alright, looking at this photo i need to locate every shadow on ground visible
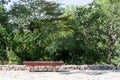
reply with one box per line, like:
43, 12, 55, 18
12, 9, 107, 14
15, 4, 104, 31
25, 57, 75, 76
58, 70, 120, 75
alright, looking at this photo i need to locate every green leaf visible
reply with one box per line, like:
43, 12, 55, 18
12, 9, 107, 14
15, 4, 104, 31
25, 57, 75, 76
100, 0, 108, 3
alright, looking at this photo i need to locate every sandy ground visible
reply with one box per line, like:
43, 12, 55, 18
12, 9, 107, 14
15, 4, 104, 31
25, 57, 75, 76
0, 70, 120, 80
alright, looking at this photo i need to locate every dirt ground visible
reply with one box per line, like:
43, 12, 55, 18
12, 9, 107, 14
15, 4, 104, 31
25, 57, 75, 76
0, 70, 120, 80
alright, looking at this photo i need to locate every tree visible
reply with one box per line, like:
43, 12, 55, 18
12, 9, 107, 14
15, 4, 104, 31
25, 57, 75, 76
0, 3, 8, 64
54, 1, 120, 65
68, 4, 109, 64
0, 0, 119, 65
6, 0, 68, 63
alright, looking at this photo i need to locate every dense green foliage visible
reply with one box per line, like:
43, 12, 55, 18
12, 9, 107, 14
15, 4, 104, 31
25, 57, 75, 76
0, 0, 120, 66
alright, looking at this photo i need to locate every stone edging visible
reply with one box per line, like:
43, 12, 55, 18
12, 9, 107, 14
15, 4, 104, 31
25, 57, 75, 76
0, 65, 116, 71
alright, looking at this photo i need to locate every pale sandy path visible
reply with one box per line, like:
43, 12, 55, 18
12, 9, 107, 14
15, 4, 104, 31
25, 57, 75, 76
0, 70, 120, 80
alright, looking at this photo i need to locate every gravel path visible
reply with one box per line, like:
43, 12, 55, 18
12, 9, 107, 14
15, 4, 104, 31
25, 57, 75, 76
0, 70, 120, 80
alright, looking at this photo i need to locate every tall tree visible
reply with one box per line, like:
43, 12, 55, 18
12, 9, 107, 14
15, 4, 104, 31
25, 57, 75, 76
0, 3, 9, 64
6, 0, 68, 63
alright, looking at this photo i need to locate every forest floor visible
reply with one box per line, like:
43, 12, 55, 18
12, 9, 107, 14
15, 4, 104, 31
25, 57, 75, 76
0, 70, 120, 80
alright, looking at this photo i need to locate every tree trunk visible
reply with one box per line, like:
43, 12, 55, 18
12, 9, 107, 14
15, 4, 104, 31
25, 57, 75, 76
107, 49, 112, 64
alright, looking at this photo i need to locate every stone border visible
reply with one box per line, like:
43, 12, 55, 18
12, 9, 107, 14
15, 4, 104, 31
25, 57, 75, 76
59, 65, 116, 71
0, 65, 29, 71
0, 65, 116, 71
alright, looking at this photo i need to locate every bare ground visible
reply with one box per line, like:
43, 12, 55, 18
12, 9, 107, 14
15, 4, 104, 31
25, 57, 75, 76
0, 70, 120, 80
